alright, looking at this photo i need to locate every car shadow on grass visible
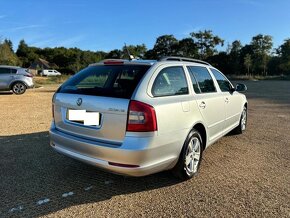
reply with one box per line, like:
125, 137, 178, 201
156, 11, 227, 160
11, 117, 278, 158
0, 131, 180, 217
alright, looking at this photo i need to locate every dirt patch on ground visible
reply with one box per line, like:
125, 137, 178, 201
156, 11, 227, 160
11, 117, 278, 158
0, 81, 289, 217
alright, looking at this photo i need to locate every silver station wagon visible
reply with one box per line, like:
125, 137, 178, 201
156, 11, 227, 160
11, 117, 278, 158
49, 57, 247, 179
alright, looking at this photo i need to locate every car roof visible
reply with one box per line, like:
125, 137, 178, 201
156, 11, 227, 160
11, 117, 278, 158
89, 56, 211, 67
0, 65, 22, 69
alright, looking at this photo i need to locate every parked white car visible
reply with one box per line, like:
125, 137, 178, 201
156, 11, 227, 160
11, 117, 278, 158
50, 57, 248, 180
40, 69, 61, 76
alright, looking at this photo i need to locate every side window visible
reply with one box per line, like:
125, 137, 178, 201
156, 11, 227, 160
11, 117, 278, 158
0, 68, 11, 74
11, 69, 17, 74
152, 66, 189, 97
210, 68, 232, 92
187, 66, 216, 93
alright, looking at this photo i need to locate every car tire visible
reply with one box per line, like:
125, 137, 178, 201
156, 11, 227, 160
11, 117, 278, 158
233, 106, 247, 134
12, 82, 27, 95
172, 129, 203, 180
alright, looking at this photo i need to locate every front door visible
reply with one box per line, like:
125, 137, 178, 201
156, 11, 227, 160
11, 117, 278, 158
187, 66, 226, 143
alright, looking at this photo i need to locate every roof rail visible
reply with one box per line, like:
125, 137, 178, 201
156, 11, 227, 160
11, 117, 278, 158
159, 56, 211, 66
89, 59, 156, 66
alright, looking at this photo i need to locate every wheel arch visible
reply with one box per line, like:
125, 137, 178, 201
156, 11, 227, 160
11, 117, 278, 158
9, 80, 28, 90
192, 123, 207, 150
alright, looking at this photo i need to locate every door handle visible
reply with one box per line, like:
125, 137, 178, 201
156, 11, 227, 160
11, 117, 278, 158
225, 98, 229, 103
199, 101, 206, 109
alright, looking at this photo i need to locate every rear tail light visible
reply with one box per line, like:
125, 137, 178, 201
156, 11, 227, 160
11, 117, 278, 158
127, 100, 157, 132
104, 61, 124, 65
24, 73, 33, 78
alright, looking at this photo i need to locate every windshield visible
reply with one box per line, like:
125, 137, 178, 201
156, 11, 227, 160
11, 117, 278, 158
58, 65, 150, 99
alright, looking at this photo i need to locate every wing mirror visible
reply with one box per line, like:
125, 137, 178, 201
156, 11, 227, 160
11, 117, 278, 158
235, 83, 247, 92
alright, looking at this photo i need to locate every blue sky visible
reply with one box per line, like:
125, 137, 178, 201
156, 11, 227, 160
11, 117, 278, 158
0, 0, 289, 52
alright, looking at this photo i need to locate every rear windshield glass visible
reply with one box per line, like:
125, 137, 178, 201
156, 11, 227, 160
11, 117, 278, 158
58, 65, 150, 99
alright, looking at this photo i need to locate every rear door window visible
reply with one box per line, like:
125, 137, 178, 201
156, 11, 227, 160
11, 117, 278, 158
58, 65, 150, 99
187, 66, 216, 93
152, 66, 189, 97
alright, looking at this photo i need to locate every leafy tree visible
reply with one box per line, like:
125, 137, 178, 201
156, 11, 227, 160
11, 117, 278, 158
207, 51, 231, 74
175, 38, 198, 58
244, 54, 252, 75
147, 35, 179, 59
277, 39, 290, 75
190, 30, 224, 59
229, 40, 243, 75
105, 49, 122, 59
122, 44, 147, 59
4, 39, 13, 52
250, 34, 273, 75
16, 40, 39, 67
0, 39, 19, 65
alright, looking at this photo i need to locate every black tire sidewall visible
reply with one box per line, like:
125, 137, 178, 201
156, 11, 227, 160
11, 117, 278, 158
173, 129, 203, 180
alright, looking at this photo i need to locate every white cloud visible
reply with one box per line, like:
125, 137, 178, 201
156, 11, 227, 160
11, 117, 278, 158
0, 24, 44, 33
56, 35, 86, 47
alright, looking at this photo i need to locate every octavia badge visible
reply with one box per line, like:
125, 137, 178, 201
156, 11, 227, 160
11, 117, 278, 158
76, 98, 82, 106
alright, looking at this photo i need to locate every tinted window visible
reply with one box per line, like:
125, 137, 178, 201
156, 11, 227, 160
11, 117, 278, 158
58, 65, 150, 99
187, 66, 216, 93
210, 68, 232, 92
0, 68, 11, 74
11, 69, 17, 74
152, 66, 188, 97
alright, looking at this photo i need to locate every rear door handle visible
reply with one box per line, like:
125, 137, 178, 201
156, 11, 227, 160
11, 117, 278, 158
225, 98, 229, 103
199, 101, 206, 109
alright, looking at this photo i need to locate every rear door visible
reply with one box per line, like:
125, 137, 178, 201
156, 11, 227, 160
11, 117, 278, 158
149, 65, 193, 136
187, 66, 226, 142
0, 67, 14, 89
54, 64, 150, 144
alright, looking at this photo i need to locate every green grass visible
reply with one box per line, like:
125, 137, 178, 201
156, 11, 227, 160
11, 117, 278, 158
34, 75, 71, 86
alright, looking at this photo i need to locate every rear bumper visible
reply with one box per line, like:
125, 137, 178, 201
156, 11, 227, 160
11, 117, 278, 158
49, 123, 183, 176
25, 78, 34, 88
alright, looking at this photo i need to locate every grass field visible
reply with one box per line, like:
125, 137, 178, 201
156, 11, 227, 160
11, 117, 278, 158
33, 75, 71, 87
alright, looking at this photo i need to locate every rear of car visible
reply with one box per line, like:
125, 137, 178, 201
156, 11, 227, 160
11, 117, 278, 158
0, 65, 34, 94
50, 61, 173, 176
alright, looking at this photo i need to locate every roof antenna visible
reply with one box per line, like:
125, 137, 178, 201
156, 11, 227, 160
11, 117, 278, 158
124, 43, 134, 61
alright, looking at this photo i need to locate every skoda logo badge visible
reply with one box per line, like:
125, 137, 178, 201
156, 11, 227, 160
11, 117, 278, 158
76, 98, 82, 106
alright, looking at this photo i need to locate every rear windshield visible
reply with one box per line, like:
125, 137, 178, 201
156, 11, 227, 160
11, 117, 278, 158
58, 65, 150, 99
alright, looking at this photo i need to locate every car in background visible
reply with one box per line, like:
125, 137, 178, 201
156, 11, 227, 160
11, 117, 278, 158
0, 65, 34, 94
40, 69, 61, 76
50, 57, 247, 180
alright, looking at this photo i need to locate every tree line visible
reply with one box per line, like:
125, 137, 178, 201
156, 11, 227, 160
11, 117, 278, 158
0, 30, 289, 76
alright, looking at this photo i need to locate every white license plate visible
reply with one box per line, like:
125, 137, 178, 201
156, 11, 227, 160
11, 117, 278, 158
67, 109, 100, 126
